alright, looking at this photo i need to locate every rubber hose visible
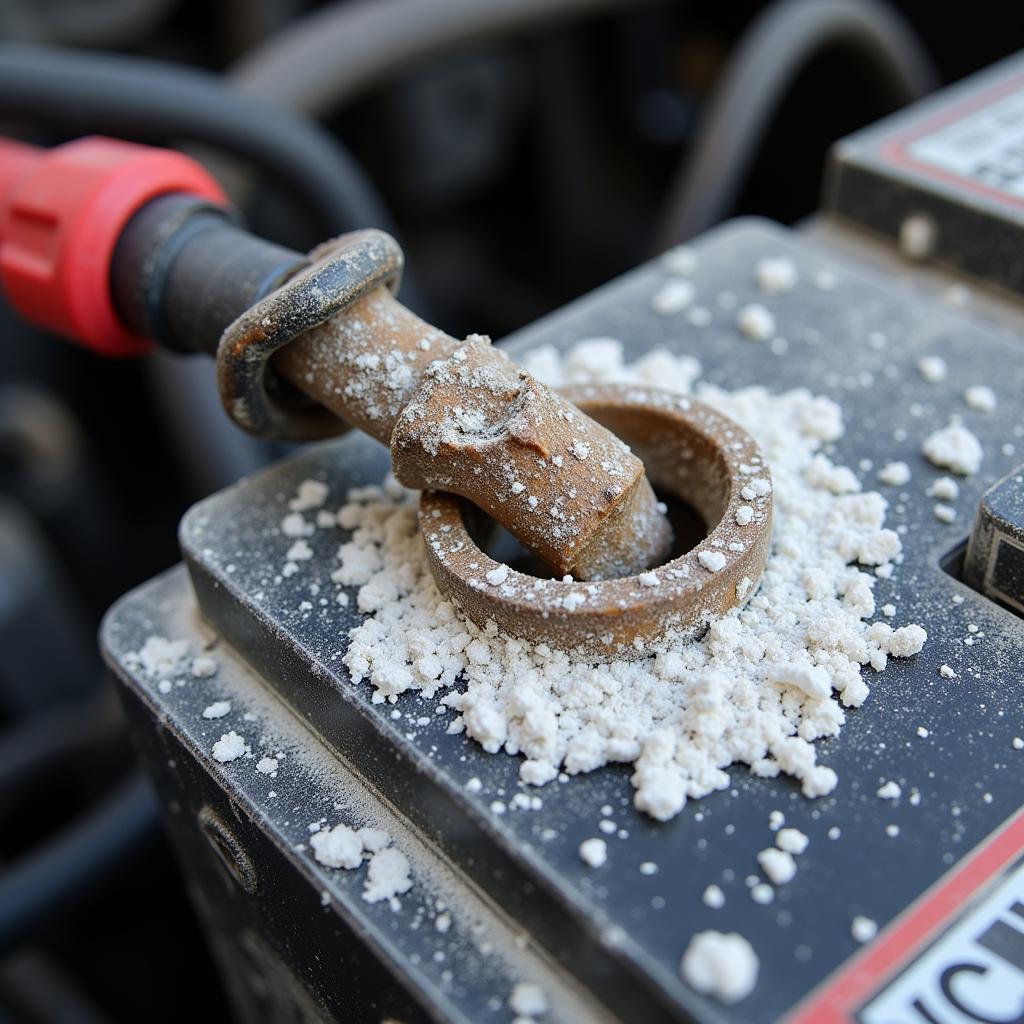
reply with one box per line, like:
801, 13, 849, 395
0, 43, 395, 238
229, 0, 662, 117
652, 0, 938, 249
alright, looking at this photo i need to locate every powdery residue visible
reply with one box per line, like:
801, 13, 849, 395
922, 419, 983, 476
680, 930, 759, 1004
310, 820, 413, 908
509, 981, 549, 1019
126, 635, 191, 680
212, 730, 249, 763
755, 255, 798, 296
333, 339, 926, 822
125, 636, 220, 693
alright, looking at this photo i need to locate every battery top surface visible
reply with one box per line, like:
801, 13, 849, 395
107, 219, 1024, 1024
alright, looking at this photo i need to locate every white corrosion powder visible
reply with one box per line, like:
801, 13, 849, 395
877, 780, 901, 800
776, 827, 808, 854
289, 478, 329, 512
202, 700, 231, 719
579, 838, 608, 868
922, 420, 983, 476
311, 823, 363, 868
851, 915, 878, 943
652, 279, 696, 315
509, 982, 548, 1018
282, 511, 313, 538
757, 847, 796, 885
485, 564, 509, 587
899, 214, 937, 260
662, 245, 698, 276
917, 356, 947, 384
523, 336, 701, 394
129, 636, 191, 680
877, 462, 911, 487
363, 847, 413, 904
191, 655, 218, 678
755, 255, 798, 295
736, 303, 776, 341
927, 476, 959, 501
286, 539, 314, 562
212, 731, 248, 763
964, 385, 996, 412
310, 821, 412, 907
680, 931, 758, 1004
329, 340, 926, 822
703, 884, 725, 908
697, 550, 727, 573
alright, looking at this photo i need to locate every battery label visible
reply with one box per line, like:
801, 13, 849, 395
906, 89, 1024, 199
858, 858, 1024, 1023
788, 810, 1024, 1024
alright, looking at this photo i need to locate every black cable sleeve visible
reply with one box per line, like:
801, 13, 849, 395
0, 43, 395, 242
111, 194, 308, 355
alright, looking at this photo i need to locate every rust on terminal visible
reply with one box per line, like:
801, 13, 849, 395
218, 230, 674, 581
418, 385, 773, 658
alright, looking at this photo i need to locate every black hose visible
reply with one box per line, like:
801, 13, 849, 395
0, 43, 422, 488
229, 0, 664, 118
0, 775, 159, 957
652, 0, 939, 249
0, 43, 395, 239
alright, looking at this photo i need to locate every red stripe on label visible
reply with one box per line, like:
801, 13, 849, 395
787, 807, 1024, 1024
879, 69, 1024, 211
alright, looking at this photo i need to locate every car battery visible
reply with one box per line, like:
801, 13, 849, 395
825, 52, 1024, 298
103, 54, 1024, 1024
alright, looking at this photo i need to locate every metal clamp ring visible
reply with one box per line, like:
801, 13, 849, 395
419, 384, 773, 659
216, 228, 403, 440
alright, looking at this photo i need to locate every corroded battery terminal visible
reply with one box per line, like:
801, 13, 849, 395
0, 137, 774, 627
264, 250, 673, 580
104, 190, 672, 581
